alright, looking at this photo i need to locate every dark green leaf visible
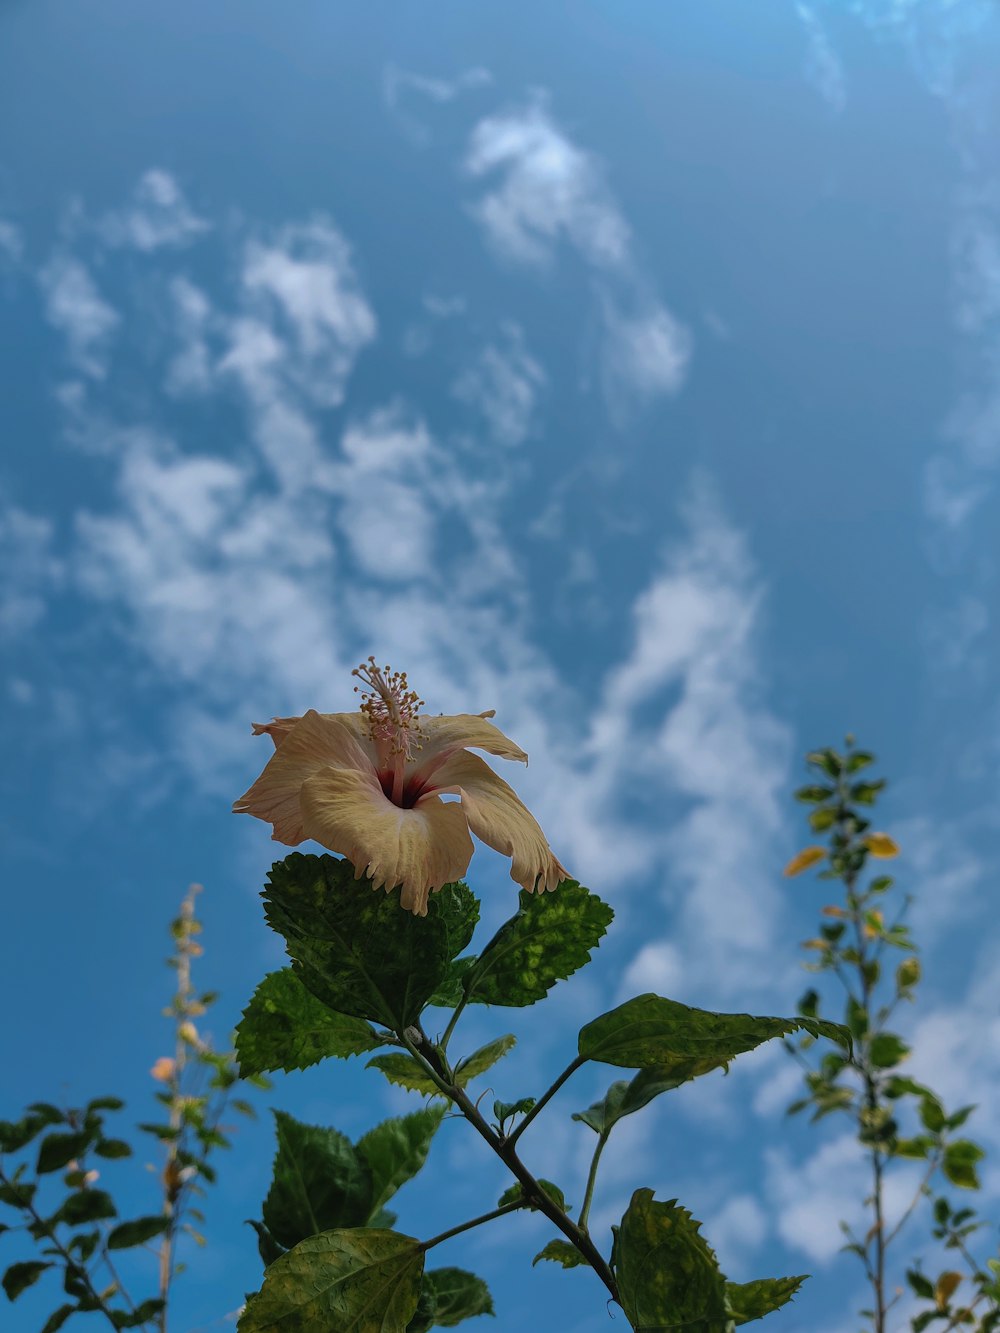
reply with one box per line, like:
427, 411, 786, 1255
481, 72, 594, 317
262, 855, 475, 1029
248, 1219, 287, 1268
465, 881, 613, 1008
907, 1270, 935, 1299
367, 1208, 397, 1230
806, 749, 842, 777
237, 969, 384, 1077
794, 786, 835, 803
578, 994, 849, 1074
110, 1298, 166, 1327
0, 1172, 35, 1208
51, 1189, 117, 1226
366, 1053, 443, 1097
868, 1034, 910, 1069
427, 957, 478, 1009
946, 1106, 976, 1131
238, 1229, 424, 1332
498, 1179, 567, 1212
533, 1240, 587, 1269
107, 1216, 171, 1249
263, 1111, 373, 1249
493, 1098, 535, 1124
94, 1139, 132, 1160
851, 780, 886, 805
573, 1067, 689, 1136
69, 1230, 100, 1262
845, 751, 875, 773
40, 1304, 76, 1333
3, 1260, 52, 1301
726, 1276, 806, 1324
943, 1141, 985, 1190
893, 1136, 935, 1160
421, 1267, 493, 1326
38, 1131, 91, 1175
809, 807, 836, 832
454, 1035, 516, 1087
614, 1190, 730, 1331
912, 1312, 944, 1333
355, 1108, 446, 1217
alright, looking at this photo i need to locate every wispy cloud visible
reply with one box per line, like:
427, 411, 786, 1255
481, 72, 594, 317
383, 64, 493, 147
463, 95, 691, 416
0, 219, 23, 264
452, 321, 546, 446
0, 501, 61, 638
796, 3, 847, 114
39, 255, 120, 378
98, 169, 209, 252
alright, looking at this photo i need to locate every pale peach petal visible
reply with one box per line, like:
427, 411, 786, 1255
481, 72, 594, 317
252, 711, 377, 760
410, 712, 528, 790
233, 710, 376, 845
431, 750, 567, 894
299, 768, 474, 915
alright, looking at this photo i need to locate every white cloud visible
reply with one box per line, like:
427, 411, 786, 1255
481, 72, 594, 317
166, 276, 214, 395
464, 98, 630, 269
0, 501, 60, 638
98, 169, 209, 252
39, 256, 119, 378
705, 1194, 769, 1275
796, 3, 847, 114
0, 219, 22, 263
452, 322, 546, 446
384, 64, 493, 146
464, 97, 692, 412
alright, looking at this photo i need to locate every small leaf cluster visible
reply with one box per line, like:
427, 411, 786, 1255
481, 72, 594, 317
235, 852, 847, 1330
786, 740, 999, 1333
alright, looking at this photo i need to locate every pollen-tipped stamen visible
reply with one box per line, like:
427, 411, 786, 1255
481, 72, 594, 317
352, 657, 426, 806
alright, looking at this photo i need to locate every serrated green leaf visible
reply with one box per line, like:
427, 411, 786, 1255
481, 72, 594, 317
573, 1067, 689, 1135
942, 1140, 985, 1190
615, 1190, 732, 1331
107, 1215, 171, 1249
794, 785, 835, 803
420, 1267, 494, 1326
262, 855, 476, 1029
725, 1275, 806, 1324
493, 1098, 535, 1123
237, 968, 384, 1076
110, 1298, 166, 1327
427, 957, 478, 1008
578, 994, 849, 1074
465, 881, 613, 1008
366, 1054, 443, 1097
454, 1035, 516, 1087
355, 1108, 446, 1217
533, 1239, 587, 1269
248, 1219, 287, 1268
263, 1111, 373, 1249
3, 1259, 52, 1301
907, 1269, 935, 1299
94, 1138, 132, 1160
498, 1179, 567, 1212
87, 1097, 125, 1113
238, 1229, 424, 1332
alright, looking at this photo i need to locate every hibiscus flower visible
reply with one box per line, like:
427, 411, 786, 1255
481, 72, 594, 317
233, 659, 567, 915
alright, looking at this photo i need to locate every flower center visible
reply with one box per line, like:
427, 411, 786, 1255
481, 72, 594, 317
352, 657, 425, 806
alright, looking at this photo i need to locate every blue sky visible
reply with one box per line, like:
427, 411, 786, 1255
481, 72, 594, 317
3, 1, 1000, 1329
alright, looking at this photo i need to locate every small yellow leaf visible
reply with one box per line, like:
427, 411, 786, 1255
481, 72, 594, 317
864, 832, 899, 858
150, 1057, 176, 1082
821, 905, 846, 917
784, 846, 828, 877
801, 938, 829, 951
935, 1271, 962, 1310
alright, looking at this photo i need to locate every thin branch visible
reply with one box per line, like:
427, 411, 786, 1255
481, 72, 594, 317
506, 1056, 586, 1148
421, 1202, 523, 1251
577, 1132, 608, 1233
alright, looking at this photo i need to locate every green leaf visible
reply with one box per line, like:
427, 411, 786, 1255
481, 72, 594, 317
51, 1189, 117, 1226
578, 994, 849, 1074
366, 1054, 443, 1097
907, 1270, 935, 1299
573, 1067, 689, 1135
94, 1139, 132, 1160
248, 1219, 287, 1268
263, 1111, 373, 1249
454, 1035, 516, 1087
420, 1267, 494, 1326
868, 1033, 910, 1069
614, 1190, 731, 1331
237, 969, 384, 1076
497, 1179, 568, 1212
355, 1108, 446, 1217
3, 1260, 52, 1301
40, 1304, 76, 1333
110, 1298, 166, 1327
37, 1130, 91, 1175
893, 1136, 935, 1160
107, 1216, 171, 1249
427, 958, 478, 1009
239, 1229, 424, 1332
533, 1240, 587, 1269
465, 881, 613, 1008
725, 1276, 806, 1324
943, 1141, 985, 1190
794, 785, 835, 803
262, 854, 476, 1029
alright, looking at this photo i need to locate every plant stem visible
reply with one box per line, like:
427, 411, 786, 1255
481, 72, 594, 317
0, 1166, 125, 1333
439, 910, 518, 1053
421, 1202, 523, 1252
401, 1028, 619, 1304
577, 1132, 608, 1233
507, 1056, 586, 1147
